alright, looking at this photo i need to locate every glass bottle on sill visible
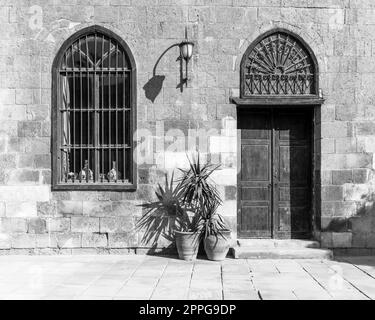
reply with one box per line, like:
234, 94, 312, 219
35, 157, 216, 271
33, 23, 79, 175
79, 160, 93, 181
67, 172, 77, 182
107, 161, 121, 182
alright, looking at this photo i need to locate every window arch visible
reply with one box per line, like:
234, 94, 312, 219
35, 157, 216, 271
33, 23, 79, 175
240, 29, 318, 97
52, 26, 136, 190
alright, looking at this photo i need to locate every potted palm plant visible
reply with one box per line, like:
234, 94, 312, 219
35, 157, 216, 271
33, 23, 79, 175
196, 202, 231, 261
177, 154, 231, 261
136, 172, 199, 261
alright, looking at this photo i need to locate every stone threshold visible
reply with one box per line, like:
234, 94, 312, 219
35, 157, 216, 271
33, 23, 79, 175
233, 239, 333, 259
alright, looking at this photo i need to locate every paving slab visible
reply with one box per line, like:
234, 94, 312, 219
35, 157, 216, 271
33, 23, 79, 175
0, 255, 374, 300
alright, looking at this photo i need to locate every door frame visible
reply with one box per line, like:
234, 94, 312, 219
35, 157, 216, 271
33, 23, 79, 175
236, 103, 320, 240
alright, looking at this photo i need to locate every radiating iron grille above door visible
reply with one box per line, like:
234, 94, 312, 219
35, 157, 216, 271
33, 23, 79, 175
241, 31, 317, 96
53, 27, 136, 190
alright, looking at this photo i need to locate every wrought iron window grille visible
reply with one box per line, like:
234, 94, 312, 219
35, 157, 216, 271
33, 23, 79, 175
52, 26, 136, 190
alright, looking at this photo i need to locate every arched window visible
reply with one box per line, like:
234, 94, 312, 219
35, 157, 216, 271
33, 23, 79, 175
240, 29, 318, 97
52, 26, 136, 190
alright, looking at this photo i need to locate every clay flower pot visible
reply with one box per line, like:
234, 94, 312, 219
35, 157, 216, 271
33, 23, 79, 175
204, 230, 231, 261
175, 231, 199, 261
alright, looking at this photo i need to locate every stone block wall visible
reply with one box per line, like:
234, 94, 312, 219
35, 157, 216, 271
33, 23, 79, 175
0, 0, 374, 254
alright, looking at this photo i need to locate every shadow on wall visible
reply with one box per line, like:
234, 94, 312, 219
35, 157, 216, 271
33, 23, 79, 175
143, 43, 187, 103
135, 173, 183, 253
323, 185, 375, 247
143, 75, 166, 103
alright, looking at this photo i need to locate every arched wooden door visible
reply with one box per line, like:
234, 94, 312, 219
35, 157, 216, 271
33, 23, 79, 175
236, 29, 322, 239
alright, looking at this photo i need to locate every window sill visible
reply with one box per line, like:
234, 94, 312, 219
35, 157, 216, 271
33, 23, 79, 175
52, 183, 137, 192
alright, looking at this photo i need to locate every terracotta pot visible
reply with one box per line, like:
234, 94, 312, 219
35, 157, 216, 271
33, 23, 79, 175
175, 231, 200, 261
204, 230, 231, 261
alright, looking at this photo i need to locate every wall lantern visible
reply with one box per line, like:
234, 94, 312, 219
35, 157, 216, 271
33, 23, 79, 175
179, 27, 194, 86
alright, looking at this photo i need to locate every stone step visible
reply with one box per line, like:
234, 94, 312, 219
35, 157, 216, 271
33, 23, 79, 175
233, 239, 333, 259
237, 239, 321, 249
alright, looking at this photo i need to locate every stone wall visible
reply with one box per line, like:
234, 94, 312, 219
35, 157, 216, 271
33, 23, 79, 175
0, 0, 374, 254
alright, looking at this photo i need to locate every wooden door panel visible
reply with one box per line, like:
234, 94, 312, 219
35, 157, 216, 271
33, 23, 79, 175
278, 207, 310, 232
238, 109, 312, 239
274, 110, 312, 239
278, 114, 309, 141
240, 206, 270, 236
279, 187, 309, 206
238, 110, 272, 238
279, 146, 309, 183
241, 145, 270, 182
241, 187, 269, 201
240, 111, 271, 140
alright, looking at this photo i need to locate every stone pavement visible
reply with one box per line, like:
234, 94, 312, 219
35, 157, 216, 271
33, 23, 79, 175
0, 255, 374, 300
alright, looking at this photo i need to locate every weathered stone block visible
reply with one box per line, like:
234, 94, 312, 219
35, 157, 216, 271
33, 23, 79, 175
25, 105, 49, 121
321, 201, 357, 218
37, 201, 57, 217
320, 170, 332, 184
94, 6, 119, 23
56, 201, 83, 215
41, 170, 51, 184
332, 232, 352, 248
366, 233, 375, 248
217, 200, 236, 217
23, 137, 49, 154
321, 217, 350, 232
321, 138, 335, 154
17, 121, 41, 137
224, 185, 237, 200
211, 168, 236, 186
0, 186, 49, 202
27, 218, 47, 234
33, 154, 51, 169
352, 232, 367, 248
46, 218, 70, 233
0, 218, 27, 233
353, 168, 371, 183
111, 201, 143, 217
356, 122, 375, 136
320, 232, 333, 248
0, 105, 27, 121
332, 170, 353, 185
6, 169, 40, 184
344, 184, 370, 201
82, 201, 112, 217
11, 234, 36, 249
100, 216, 134, 233
209, 136, 236, 153
335, 138, 357, 153
55, 233, 81, 249
6, 201, 37, 218
35, 234, 58, 248
108, 233, 137, 248
321, 186, 343, 201
0, 89, 15, 105
81, 233, 108, 248
0, 154, 17, 170
0, 202, 5, 217
0, 234, 11, 249
321, 153, 373, 170
71, 217, 99, 233
335, 104, 363, 121
351, 216, 372, 233
321, 121, 349, 138
135, 185, 158, 202
16, 89, 33, 105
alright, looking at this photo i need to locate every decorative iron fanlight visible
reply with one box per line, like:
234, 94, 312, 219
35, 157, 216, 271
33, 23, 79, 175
242, 32, 316, 96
